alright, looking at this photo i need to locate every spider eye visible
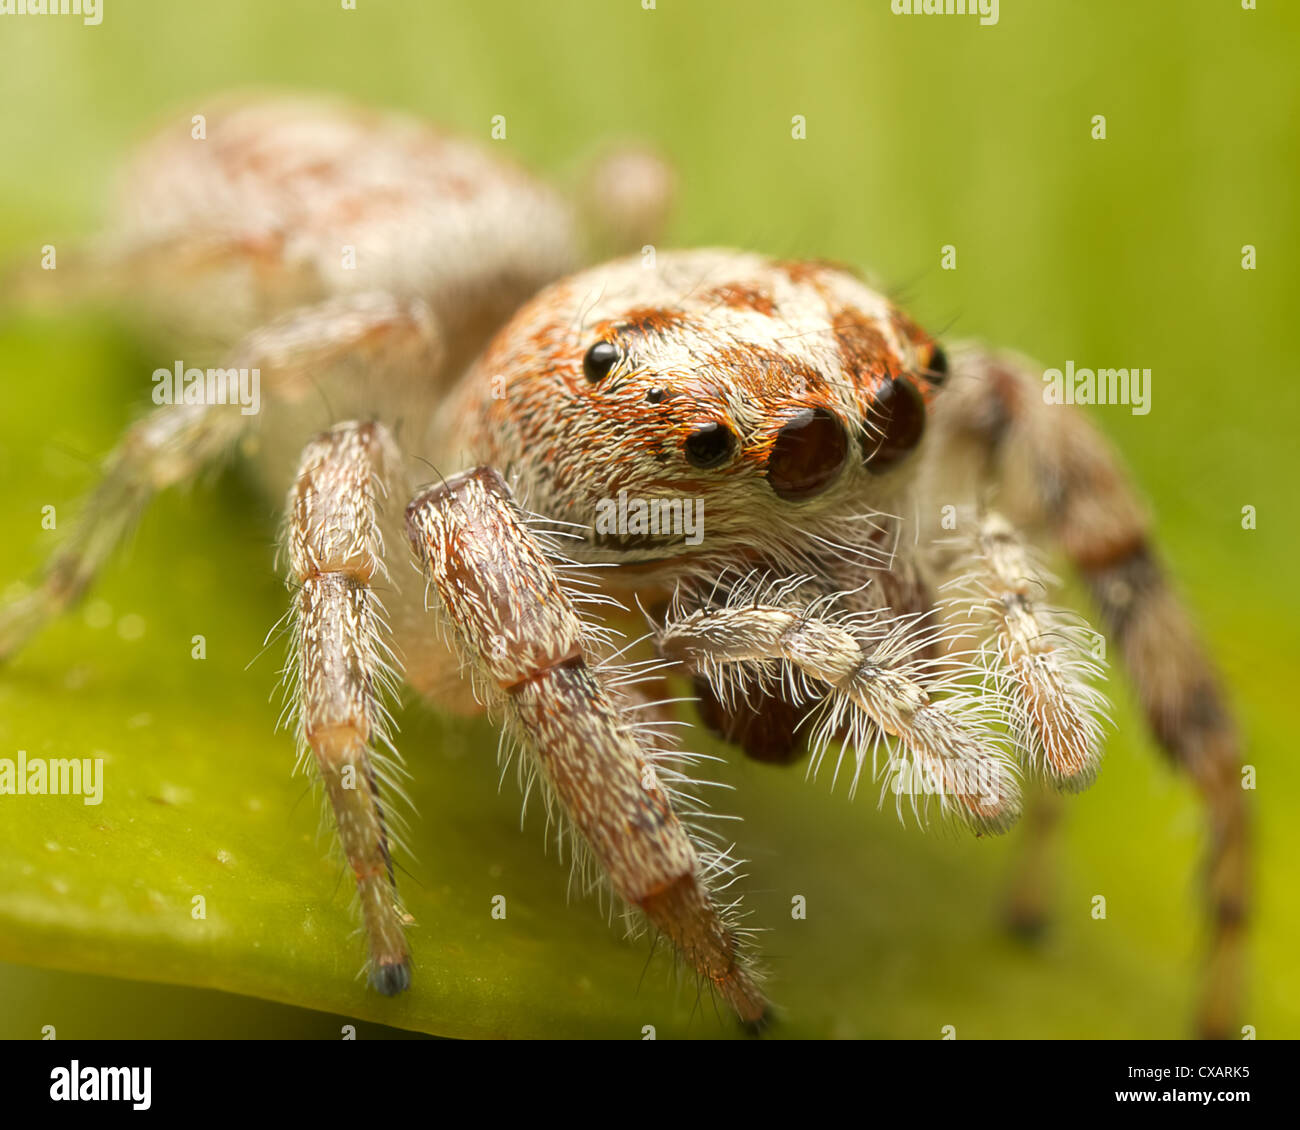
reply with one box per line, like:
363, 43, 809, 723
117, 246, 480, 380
927, 344, 948, 384
583, 341, 620, 383
766, 407, 848, 501
862, 378, 926, 473
684, 422, 735, 468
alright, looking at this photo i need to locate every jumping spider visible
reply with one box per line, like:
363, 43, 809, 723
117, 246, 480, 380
0, 94, 1246, 1036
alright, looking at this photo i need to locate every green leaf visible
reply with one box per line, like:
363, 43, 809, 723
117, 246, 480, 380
2, 0, 1297, 1038
0, 320, 1220, 1040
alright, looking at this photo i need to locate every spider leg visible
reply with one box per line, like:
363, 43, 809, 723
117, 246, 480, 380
0, 396, 243, 661
284, 419, 411, 993
1003, 784, 1064, 940
0, 292, 440, 662
936, 345, 1247, 1038
951, 512, 1109, 791
935, 511, 1106, 945
657, 585, 1022, 835
405, 467, 768, 1027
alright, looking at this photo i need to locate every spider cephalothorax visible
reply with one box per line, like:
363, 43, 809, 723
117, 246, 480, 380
0, 94, 1246, 1037
444, 251, 943, 576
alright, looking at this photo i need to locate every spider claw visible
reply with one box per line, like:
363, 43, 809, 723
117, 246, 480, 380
738, 1003, 776, 1038
369, 959, 412, 996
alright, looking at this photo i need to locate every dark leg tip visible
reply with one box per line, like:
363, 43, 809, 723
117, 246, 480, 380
1004, 909, 1049, 944
370, 959, 412, 996
738, 1004, 776, 1038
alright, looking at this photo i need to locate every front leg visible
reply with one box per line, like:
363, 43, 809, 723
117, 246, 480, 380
405, 468, 768, 1027
947, 512, 1109, 791
284, 420, 411, 994
934, 345, 1248, 1037
657, 582, 1022, 835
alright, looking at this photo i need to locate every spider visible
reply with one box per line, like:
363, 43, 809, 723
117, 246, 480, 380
0, 94, 1246, 1037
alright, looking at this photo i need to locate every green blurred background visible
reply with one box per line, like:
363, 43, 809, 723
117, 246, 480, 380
0, 0, 1295, 1039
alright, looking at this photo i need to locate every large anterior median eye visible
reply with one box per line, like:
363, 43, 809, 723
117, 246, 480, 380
862, 378, 926, 472
766, 407, 848, 500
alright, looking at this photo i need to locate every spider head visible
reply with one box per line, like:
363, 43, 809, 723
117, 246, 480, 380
450, 249, 947, 568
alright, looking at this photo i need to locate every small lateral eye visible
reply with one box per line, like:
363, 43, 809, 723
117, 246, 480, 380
583, 340, 620, 383
684, 422, 735, 469
862, 378, 926, 473
927, 344, 948, 384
